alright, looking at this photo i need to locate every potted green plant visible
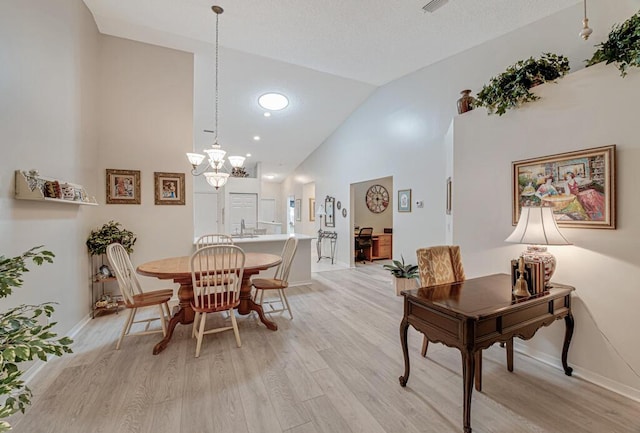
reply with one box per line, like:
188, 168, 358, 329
86, 221, 136, 256
383, 256, 420, 296
0, 246, 73, 432
586, 10, 640, 76
475, 52, 570, 115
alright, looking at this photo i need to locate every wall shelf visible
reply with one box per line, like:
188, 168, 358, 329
15, 170, 97, 205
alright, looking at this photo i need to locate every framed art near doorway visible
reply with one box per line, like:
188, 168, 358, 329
325, 196, 335, 227
398, 189, 411, 212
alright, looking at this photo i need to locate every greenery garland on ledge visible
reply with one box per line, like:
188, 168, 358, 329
586, 10, 640, 77
0, 246, 73, 432
475, 53, 570, 116
86, 221, 136, 256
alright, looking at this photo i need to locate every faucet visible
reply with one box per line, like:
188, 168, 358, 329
240, 218, 245, 236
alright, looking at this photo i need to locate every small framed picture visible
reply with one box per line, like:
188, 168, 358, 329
106, 169, 141, 205
154, 172, 185, 205
398, 189, 411, 212
295, 198, 301, 221
309, 198, 316, 221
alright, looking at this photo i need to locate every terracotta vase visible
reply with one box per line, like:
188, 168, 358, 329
457, 89, 475, 114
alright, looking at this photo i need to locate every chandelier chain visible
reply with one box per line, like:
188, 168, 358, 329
214, 10, 220, 142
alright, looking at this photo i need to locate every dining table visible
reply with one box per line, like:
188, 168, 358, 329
137, 252, 282, 354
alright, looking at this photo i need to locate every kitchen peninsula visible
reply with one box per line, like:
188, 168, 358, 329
194, 234, 313, 286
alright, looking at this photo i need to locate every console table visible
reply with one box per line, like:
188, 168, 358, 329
317, 230, 337, 264
399, 273, 575, 433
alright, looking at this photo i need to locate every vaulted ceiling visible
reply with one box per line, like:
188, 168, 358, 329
83, 0, 581, 180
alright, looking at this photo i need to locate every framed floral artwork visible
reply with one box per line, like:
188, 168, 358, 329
106, 169, 140, 205
154, 172, 185, 205
512, 145, 616, 228
398, 189, 411, 212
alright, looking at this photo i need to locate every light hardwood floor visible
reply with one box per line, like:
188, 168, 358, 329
9, 265, 640, 433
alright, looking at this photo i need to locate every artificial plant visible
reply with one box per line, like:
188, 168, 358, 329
383, 255, 419, 279
0, 246, 73, 432
86, 221, 136, 256
586, 10, 640, 76
475, 52, 570, 115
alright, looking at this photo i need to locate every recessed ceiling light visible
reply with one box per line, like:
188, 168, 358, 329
263, 112, 271, 118
246, 153, 251, 157
266, 175, 275, 180
253, 136, 260, 141
258, 93, 289, 111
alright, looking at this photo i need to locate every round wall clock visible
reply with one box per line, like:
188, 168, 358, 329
366, 184, 389, 213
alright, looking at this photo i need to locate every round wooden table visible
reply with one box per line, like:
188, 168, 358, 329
137, 252, 282, 354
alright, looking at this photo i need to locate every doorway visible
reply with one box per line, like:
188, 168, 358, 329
350, 176, 394, 267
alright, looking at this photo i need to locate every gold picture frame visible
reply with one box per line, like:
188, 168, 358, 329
309, 198, 315, 221
512, 145, 616, 228
154, 172, 185, 205
106, 169, 141, 205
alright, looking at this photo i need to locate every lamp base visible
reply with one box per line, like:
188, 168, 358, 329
521, 245, 556, 288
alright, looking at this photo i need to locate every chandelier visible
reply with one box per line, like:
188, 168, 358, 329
186, 5, 247, 189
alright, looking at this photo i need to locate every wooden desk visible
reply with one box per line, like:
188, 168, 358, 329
399, 273, 574, 433
137, 252, 282, 354
354, 233, 392, 261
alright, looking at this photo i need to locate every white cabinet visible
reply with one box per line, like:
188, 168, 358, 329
14, 170, 97, 205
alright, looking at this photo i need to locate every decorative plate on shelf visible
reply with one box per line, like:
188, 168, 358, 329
366, 184, 389, 213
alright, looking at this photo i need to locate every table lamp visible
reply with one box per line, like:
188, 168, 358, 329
505, 206, 571, 288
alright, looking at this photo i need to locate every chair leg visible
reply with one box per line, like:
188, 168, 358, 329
117, 308, 135, 350
421, 335, 429, 357
195, 312, 207, 358
230, 309, 241, 348
192, 312, 201, 339
280, 289, 293, 319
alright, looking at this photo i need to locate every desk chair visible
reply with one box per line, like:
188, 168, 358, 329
252, 237, 299, 319
355, 227, 373, 263
416, 245, 513, 391
190, 245, 245, 358
106, 243, 172, 350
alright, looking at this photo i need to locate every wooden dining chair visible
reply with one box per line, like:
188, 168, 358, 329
106, 243, 173, 350
190, 244, 245, 358
195, 233, 234, 250
252, 237, 298, 319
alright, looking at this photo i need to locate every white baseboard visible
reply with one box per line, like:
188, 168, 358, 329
514, 342, 640, 403
21, 313, 92, 385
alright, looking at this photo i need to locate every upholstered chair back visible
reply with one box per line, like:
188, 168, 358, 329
416, 245, 466, 288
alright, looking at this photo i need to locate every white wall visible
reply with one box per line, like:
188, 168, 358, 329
96, 35, 194, 291
0, 0, 100, 333
284, 1, 640, 397
453, 62, 640, 400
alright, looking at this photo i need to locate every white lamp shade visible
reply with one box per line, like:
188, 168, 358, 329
505, 206, 571, 245
204, 145, 226, 164
228, 155, 246, 168
186, 153, 205, 166
204, 171, 229, 189
316, 205, 326, 217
